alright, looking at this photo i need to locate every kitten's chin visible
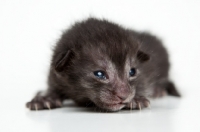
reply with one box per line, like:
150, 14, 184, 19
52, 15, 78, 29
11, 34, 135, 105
100, 103, 126, 112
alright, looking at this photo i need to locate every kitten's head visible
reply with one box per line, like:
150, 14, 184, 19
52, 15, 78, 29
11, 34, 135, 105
53, 18, 150, 111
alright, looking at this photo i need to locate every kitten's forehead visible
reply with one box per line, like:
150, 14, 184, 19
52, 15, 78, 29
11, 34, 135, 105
78, 30, 139, 79
94, 51, 135, 80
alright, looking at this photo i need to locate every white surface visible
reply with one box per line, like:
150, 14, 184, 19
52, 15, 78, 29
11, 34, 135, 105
1, 0, 200, 132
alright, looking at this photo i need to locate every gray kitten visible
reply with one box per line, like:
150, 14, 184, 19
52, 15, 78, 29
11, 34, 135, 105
26, 18, 180, 112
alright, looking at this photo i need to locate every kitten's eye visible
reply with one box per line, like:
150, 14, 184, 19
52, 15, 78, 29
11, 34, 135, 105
129, 68, 136, 77
93, 70, 107, 79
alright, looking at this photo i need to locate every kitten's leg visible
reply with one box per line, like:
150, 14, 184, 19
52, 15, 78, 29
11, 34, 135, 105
165, 81, 181, 97
152, 80, 181, 98
152, 86, 167, 98
26, 89, 65, 110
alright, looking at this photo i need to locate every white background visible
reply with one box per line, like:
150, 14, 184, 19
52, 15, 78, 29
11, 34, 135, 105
0, 0, 200, 132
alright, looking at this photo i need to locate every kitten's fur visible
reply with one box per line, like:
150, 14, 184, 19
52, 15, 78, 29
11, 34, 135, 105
26, 18, 180, 111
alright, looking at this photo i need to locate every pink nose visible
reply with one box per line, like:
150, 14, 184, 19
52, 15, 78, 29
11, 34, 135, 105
113, 88, 130, 101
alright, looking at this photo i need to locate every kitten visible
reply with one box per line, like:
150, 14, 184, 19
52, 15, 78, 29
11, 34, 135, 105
26, 18, 180, 111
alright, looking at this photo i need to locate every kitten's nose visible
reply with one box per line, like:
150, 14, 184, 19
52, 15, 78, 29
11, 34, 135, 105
113, 88, 130, 101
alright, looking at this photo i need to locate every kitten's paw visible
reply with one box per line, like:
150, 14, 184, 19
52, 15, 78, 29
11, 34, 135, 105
152, 87, 167, 98
125, 96, 150, 110
26, 95, 63, 111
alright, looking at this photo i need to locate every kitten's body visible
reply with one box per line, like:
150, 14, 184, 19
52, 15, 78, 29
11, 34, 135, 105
26, 18, 180, 111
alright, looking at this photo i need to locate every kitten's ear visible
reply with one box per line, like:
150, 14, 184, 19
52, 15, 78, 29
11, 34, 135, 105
54, 50, 75, 72
137, 50, 150, 62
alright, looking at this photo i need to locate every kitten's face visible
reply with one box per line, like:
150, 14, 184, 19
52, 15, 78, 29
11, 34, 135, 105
62, 44, 149, 111
54, 32, 149, 111
84, 56, 138, 111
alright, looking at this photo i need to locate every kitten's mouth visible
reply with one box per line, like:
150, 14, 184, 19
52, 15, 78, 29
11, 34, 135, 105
97, 94, 135, 111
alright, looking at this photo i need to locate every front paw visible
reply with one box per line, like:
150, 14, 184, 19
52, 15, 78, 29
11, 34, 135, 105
125, 96, 150, 110
26, 95, 63, 111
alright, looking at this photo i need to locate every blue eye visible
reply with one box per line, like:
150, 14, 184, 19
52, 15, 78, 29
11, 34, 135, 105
129, 68, 136, 76
93, 70, 107, 79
